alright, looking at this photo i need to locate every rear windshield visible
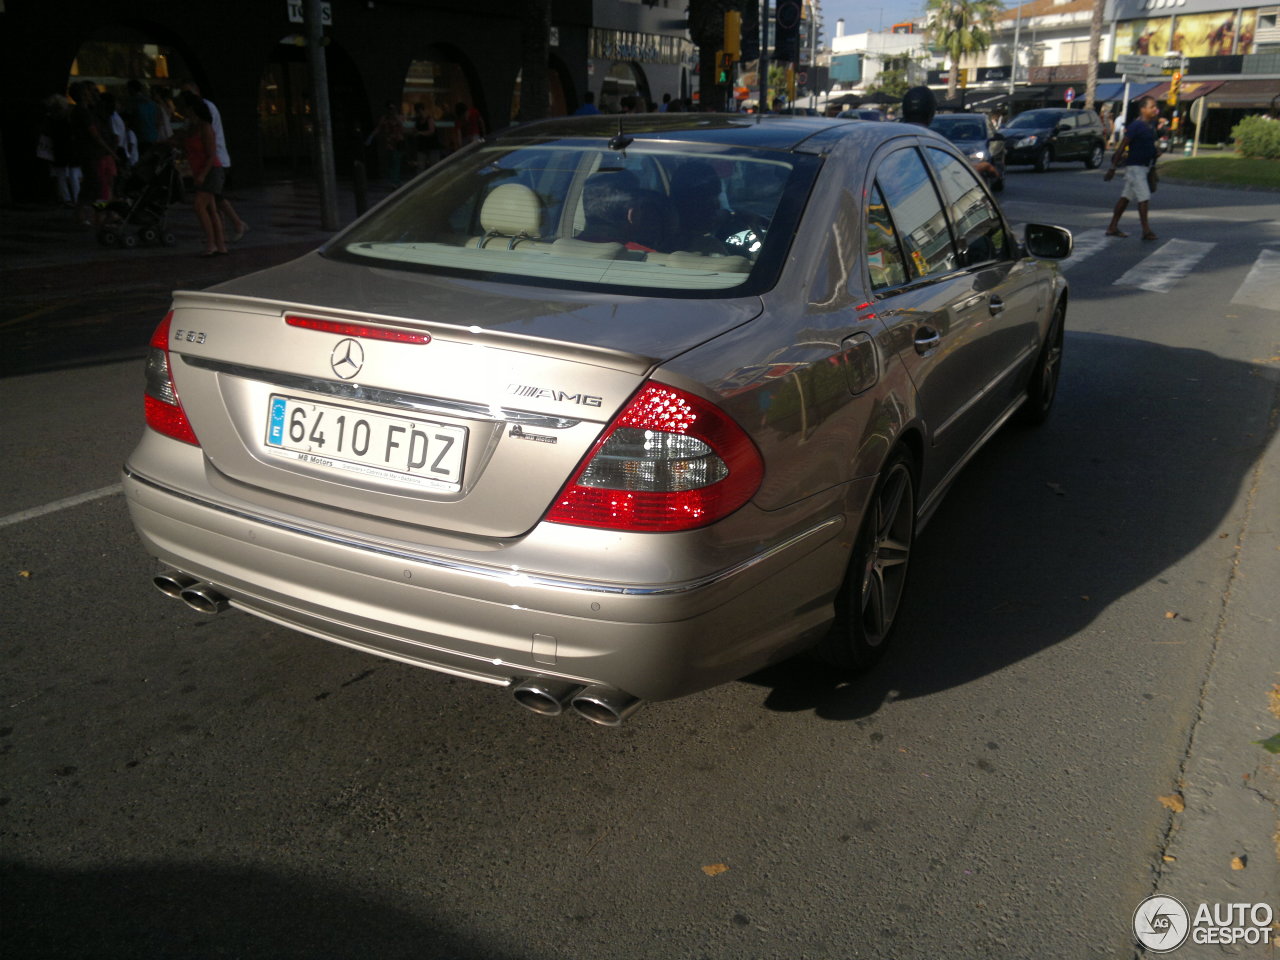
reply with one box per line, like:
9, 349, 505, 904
930, 118, 988, 141
328, 140, 818, 298
1007, 110, 1063, 128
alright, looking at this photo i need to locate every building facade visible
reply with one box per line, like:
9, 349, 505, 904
1, 0, 694, 201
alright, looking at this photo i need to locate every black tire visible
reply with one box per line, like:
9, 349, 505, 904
140, 227, 159, 245
815, 448, 917, 671
1033, 147, 1051, 173
98, 229, 119, 247
1085, 143, 1104, 169
1019, 300, 1065, 426
161, 232, 177, 247
121, 233, 139, 249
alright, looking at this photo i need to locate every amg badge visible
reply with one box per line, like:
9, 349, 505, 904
506, 384, 602, 407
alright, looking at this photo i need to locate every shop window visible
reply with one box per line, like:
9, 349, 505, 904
68, 37, 192, 96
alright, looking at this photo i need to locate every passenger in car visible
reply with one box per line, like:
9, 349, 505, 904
578, 171, 672, 253
669, 160, 734, 255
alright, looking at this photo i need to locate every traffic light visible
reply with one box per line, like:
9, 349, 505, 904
775, 0, 801, 62
716, 51, 729, 85
1168, 71, 1182, 105
957, 68, 968, 89
723, 10, 741, 61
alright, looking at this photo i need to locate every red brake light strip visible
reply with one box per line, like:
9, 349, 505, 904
286, 314, 431, 344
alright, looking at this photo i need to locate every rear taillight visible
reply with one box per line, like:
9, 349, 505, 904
144, 311, 199, 446
545, 382, 763, 532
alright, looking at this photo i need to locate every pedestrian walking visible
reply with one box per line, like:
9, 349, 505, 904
182, 82, 249, 241
179, 90, 228, 256
1104, 95, 1160, 242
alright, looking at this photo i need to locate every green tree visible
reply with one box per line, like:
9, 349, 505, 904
869, 67, 911, 98
926, 0, 1003, 99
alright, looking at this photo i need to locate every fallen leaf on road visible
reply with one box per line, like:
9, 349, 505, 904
1164, 611, 1178, 620
1231, 855, 1246, 870
1163, 855, 1176, 862
18, 570, 32, 578
1159, 794, 1185, 813
702, 863, 729, 877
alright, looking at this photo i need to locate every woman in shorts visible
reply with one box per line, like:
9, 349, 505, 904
180, 90, 227, 256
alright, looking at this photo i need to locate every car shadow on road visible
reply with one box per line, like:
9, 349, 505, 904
0, 858, 523, 960
744, 331, 1280, 721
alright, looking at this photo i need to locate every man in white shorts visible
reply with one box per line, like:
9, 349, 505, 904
1104, 95, 1160, 241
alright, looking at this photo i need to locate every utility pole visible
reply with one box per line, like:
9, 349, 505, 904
1008, 1, 1022, 97
759, 0, 770, 110
306, 0, 339, 230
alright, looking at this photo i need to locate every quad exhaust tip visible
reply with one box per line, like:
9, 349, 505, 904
511, 678, 582, 717
153, 571, 230, 615
513, 678, 643, 725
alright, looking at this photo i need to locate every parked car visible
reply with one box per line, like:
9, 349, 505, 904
929, 112, 1006, 191
999, 107, 1107, 171
125, 115, 1072, 726
839, 108, 887, 121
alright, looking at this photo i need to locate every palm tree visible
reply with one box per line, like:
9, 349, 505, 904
926, 0, 1003, 99
518, 0, 552, 121
1084, 0, 1105, 111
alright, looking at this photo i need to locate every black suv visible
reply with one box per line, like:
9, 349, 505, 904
999, 107, 1107, 171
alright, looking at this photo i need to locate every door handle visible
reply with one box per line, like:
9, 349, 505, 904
988, 295, 1005, 315
914, 328, 941, 355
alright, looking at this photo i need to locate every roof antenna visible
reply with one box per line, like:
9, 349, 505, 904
608, 116, 633, 152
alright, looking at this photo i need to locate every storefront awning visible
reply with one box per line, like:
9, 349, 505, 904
1142, 80, 1225, 103
1010, 85, 1050, 102
1093, 81, 1159, 102
1200, 79, 1280, 108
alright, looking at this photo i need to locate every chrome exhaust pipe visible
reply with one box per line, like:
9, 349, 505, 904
179, 582, 229, 615
570, 685, 643, 727
511, 678, 583, 717
153, 570, 198, 599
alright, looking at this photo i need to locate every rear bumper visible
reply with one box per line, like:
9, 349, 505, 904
123, 463, 862, 702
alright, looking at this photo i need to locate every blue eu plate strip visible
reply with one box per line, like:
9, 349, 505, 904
268, 397, 286, 446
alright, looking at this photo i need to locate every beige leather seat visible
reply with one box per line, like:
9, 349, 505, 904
473, 183, 543, 249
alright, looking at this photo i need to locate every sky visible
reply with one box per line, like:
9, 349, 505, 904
820, 0, 929, 37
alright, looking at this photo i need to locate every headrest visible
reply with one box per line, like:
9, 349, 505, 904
480, 183, 542, 237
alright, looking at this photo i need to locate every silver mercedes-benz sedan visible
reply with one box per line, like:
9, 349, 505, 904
124, 114, 1071, 725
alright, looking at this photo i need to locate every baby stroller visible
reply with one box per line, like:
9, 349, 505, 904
97, 144, 183, 248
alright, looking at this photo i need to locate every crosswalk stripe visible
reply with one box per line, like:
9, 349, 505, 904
1061, 229, 1109, 271
1112, 239, 1216, 293
1230, 248, 1280, 311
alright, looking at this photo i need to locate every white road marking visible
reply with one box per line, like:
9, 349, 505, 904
0, 483, 123, 529
1060, 229, 1110, 270
1230, 248, 1280, 311
1113, 239, 1216, 293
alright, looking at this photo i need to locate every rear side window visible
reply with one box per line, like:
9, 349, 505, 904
926, 147, 1008, 266
873, 147, 957, 281
865, 183, 908, 290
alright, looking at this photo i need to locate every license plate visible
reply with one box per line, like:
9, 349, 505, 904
265, 395, 466, 492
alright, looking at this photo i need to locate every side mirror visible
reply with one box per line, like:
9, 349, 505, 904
1024, 223, 1073, 260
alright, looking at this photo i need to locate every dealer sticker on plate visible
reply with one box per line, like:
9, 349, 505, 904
266, 395, 466, 492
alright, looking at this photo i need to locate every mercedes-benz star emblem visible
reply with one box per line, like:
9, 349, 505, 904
330, 338, 364, 380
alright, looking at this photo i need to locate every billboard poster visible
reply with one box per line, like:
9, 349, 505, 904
1169, 10, 1253, 55
1120, 17, 1172, 56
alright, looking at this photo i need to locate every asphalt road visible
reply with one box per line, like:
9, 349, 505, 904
1, 167, 1277, 959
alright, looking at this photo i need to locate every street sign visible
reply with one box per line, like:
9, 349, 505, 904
1190, 97, 1206, 125
1116, 53, 1163, 76
287, 0, 332, 24
1162, 53, 1189, 72
1065, 86, 1076, 103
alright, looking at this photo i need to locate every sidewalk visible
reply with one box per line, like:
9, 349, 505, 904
0, 178, 390, 277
